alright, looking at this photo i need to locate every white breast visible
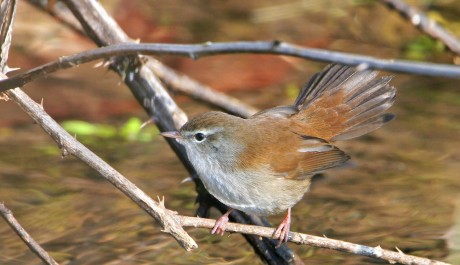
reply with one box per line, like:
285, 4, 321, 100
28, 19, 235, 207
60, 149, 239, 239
190, 152, 309, 215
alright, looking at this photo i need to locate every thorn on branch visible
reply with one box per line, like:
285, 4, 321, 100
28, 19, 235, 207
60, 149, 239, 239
93, 60, 104, 68
157, 195, 165, 208
5, 65, 20, 73
104, 59, 112, 68
61, 147, 70, 158
0, 92, 10, 101
180, 177, 193, 184
374, 245, 384, 258
140, 118, 153, 129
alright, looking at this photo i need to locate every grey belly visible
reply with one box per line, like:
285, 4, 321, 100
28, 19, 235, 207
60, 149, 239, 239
199, 171, 311, 216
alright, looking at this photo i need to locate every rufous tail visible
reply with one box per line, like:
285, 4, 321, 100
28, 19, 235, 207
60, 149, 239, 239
292, 64, 396, 142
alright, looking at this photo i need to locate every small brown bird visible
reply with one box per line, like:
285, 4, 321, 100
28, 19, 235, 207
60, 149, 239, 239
162, 64, 396, 245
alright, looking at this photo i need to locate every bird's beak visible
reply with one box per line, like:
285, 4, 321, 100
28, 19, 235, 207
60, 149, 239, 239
160, 131, 182, 139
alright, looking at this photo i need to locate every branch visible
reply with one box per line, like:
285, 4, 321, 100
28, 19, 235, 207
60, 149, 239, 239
177, 215, 450, 265
381, 0, 460, 56
1, 41, 459, 93
0, 203, 59, 265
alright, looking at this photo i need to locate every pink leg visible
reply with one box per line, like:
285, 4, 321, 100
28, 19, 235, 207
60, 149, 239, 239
211, 208, 233, 236
273, 208, 291, 246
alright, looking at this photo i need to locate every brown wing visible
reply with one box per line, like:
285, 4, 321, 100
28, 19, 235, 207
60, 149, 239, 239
271, 135, 350, 180
292, 64, 396, 142
237, 118, 349, 180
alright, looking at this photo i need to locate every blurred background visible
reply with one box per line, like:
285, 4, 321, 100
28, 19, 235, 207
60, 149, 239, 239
0, 0, 459, 264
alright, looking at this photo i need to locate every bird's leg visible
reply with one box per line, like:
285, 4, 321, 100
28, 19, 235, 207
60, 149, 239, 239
211, 208, 233, 236
273, 208, 291, 246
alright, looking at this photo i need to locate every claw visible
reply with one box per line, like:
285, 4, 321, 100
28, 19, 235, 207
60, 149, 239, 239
211, 208, 233, 236
273, 208, 291, 247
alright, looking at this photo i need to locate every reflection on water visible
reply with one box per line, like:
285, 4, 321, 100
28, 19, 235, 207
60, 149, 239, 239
1, 1, 460, 264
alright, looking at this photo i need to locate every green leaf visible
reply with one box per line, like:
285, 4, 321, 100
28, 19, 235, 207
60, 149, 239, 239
61, 120, 117, 138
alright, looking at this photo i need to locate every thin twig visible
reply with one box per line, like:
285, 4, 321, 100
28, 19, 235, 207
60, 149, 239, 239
1, 41, 460, 92
0, 203, 59, 265
381, 0, 460, 56
177, 215, 450, 265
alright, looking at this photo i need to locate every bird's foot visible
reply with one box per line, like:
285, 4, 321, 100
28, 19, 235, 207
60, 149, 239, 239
273, 208, 291, 247
211, 208, 233, 236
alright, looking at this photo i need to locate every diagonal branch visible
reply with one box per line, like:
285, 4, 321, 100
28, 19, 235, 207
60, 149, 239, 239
381, 0, 460, 56
0, 203, 60, 265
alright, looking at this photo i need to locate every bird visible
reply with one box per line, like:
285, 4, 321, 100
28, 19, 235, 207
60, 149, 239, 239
161, 63, 396, 245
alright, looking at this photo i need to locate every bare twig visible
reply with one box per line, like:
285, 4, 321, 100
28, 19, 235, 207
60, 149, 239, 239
381, 0, 460, 56
177, 215, 450, 265
0, 203, 59, 265
1, 41, 460, 93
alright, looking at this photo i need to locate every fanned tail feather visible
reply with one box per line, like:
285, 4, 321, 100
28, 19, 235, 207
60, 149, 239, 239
293, 64, 396, 142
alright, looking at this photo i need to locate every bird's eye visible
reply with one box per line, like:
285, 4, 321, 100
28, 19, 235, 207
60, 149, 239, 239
194, 132, 206, 142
